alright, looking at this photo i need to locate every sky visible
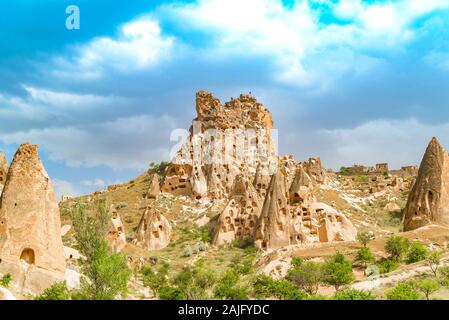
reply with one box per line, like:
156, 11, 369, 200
1, 0, 449, 198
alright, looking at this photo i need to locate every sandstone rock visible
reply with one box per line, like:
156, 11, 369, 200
253, 163, 272, 197
161, 91, 278, 199
133, 207, 172, 250
403, 137, 449, 231
213, 175, 263, 245
255, 172, 291, 249
147, 173, 161, 199
0, 143, 66, 294
385, 202, 401, 213
303, 157, 326, 184
0, 150, 8, 195
60, 225, 71, 237
313, 203, 357, 242
108, 208, 127, 253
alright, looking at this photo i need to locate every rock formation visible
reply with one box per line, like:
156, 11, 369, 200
147, 173, 161, 199
403, 137, 449, 231
108, 206, 127, 253
133, 206, 172, 250
0, 143, 66, 294
213, 175, 263, 245
0, 151, 7, 195
161, 91, 278, 199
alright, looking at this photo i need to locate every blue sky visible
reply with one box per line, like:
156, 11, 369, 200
1, 0, 449, 197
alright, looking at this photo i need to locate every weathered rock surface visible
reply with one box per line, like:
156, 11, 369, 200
133, 206, 172, 250
147, 173, 160, 199
108, 207, 127, 253
0, 150, 8, 195
213, 175, 263, 245
161, 91, 278, 199
403, 137, 449, 231
0, 143, 66, 294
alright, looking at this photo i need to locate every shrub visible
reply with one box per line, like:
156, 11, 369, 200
356, 231, 373, 248
35, 282, 71, 300
406, 242, 429, 264
214, 269, 250, 300
427, 251, 442, 277
355, 247, 375, 270
0, 274, 12, 288
158, 285, 185, 300
385, 236, 410, 262
323, 252, 354, 291
333, 289, 375, 300
386, 282, 420, 300
376, 260, 399, 274
141, 266, 169, 297
287, 260, 324, 295
415, 279, 441, 300
269, 279, 307, 300
70, 201, 132, 300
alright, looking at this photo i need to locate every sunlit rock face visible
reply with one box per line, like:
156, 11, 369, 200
0, 143, 66, 295
403, 137, 449, 231
0, 150, 7, 196
161, 91, 278, 200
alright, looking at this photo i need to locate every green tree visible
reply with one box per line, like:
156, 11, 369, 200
35, 282, 71, 300
406, 241, 429, 264
355, 247, 375, 272
356, 231, 373, 248
415, 279, 441, 300
385, 236, 410, 262
426, 251, 442, 277
287, 260, 324, 295
214, 269, 250, 300
71, 201, 131, 300
0, 274, 12, 288
376, 260, 398, 274
323, 252, 354, 291
333, 289, 375, 300
141, 264, 170, 297
386, 282, 420, 300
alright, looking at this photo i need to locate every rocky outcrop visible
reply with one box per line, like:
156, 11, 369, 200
147, 174, 161, 199
108, 206, 127, 253
161, 91, 278, 199
0, 151, 7, 195
403, 137, 449, 231
313, 203, 357, 243
133, 207, 172, 251
0, 143, 66, 294
213, 175, 263, 245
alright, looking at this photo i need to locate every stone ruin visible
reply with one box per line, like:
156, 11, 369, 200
133, 206, 172, 251
0, 150, 7, 195
161, 91, 278, 199
403, 137, 449, 231
0, 143, 66, 294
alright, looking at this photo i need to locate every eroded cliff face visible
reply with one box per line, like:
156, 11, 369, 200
0, 144, 66, 294
0, 151, 7, 195
403, 137, 449, 231
161, 91, 278, 199
133, 206, 172, 251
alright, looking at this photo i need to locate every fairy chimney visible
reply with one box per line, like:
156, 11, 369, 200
133, 207, 172, 251
213, 175, 263, 245
254, 172, 291, 249
147, 173, 160, 199
0, 151, 7, 195
403, 137, 449, 231
0, 143, 66, 294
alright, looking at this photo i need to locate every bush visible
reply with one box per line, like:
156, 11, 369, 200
385, 236, 410, 262
376, 260, 399, 274
406, 242, 429, 264
415, 279, 441, 300
269, 279, 307, 300
356, 231, 373, 248
287, 260, 324, 295
323, 252, 354, 291
0, 274, 12, 288
386, 282, 420, 300
214, 269, 250, 300
70, 201, 132, 300
355, 247, 375, 269
427, 251, 442, 277
35, 282, 71, 300
333, 289, 375, 300
158, 285, 185, 300
141, 265, 169, 297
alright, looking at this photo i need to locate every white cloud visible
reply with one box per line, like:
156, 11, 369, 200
54, 17, 175, 79
81, 179, 105, 187
0, 114, 178, 169
53, 178, 81, 199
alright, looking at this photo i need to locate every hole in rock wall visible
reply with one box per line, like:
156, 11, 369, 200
20, 248, 35, 264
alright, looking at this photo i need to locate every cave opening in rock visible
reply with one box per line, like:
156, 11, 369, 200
20, 248, 35, 264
